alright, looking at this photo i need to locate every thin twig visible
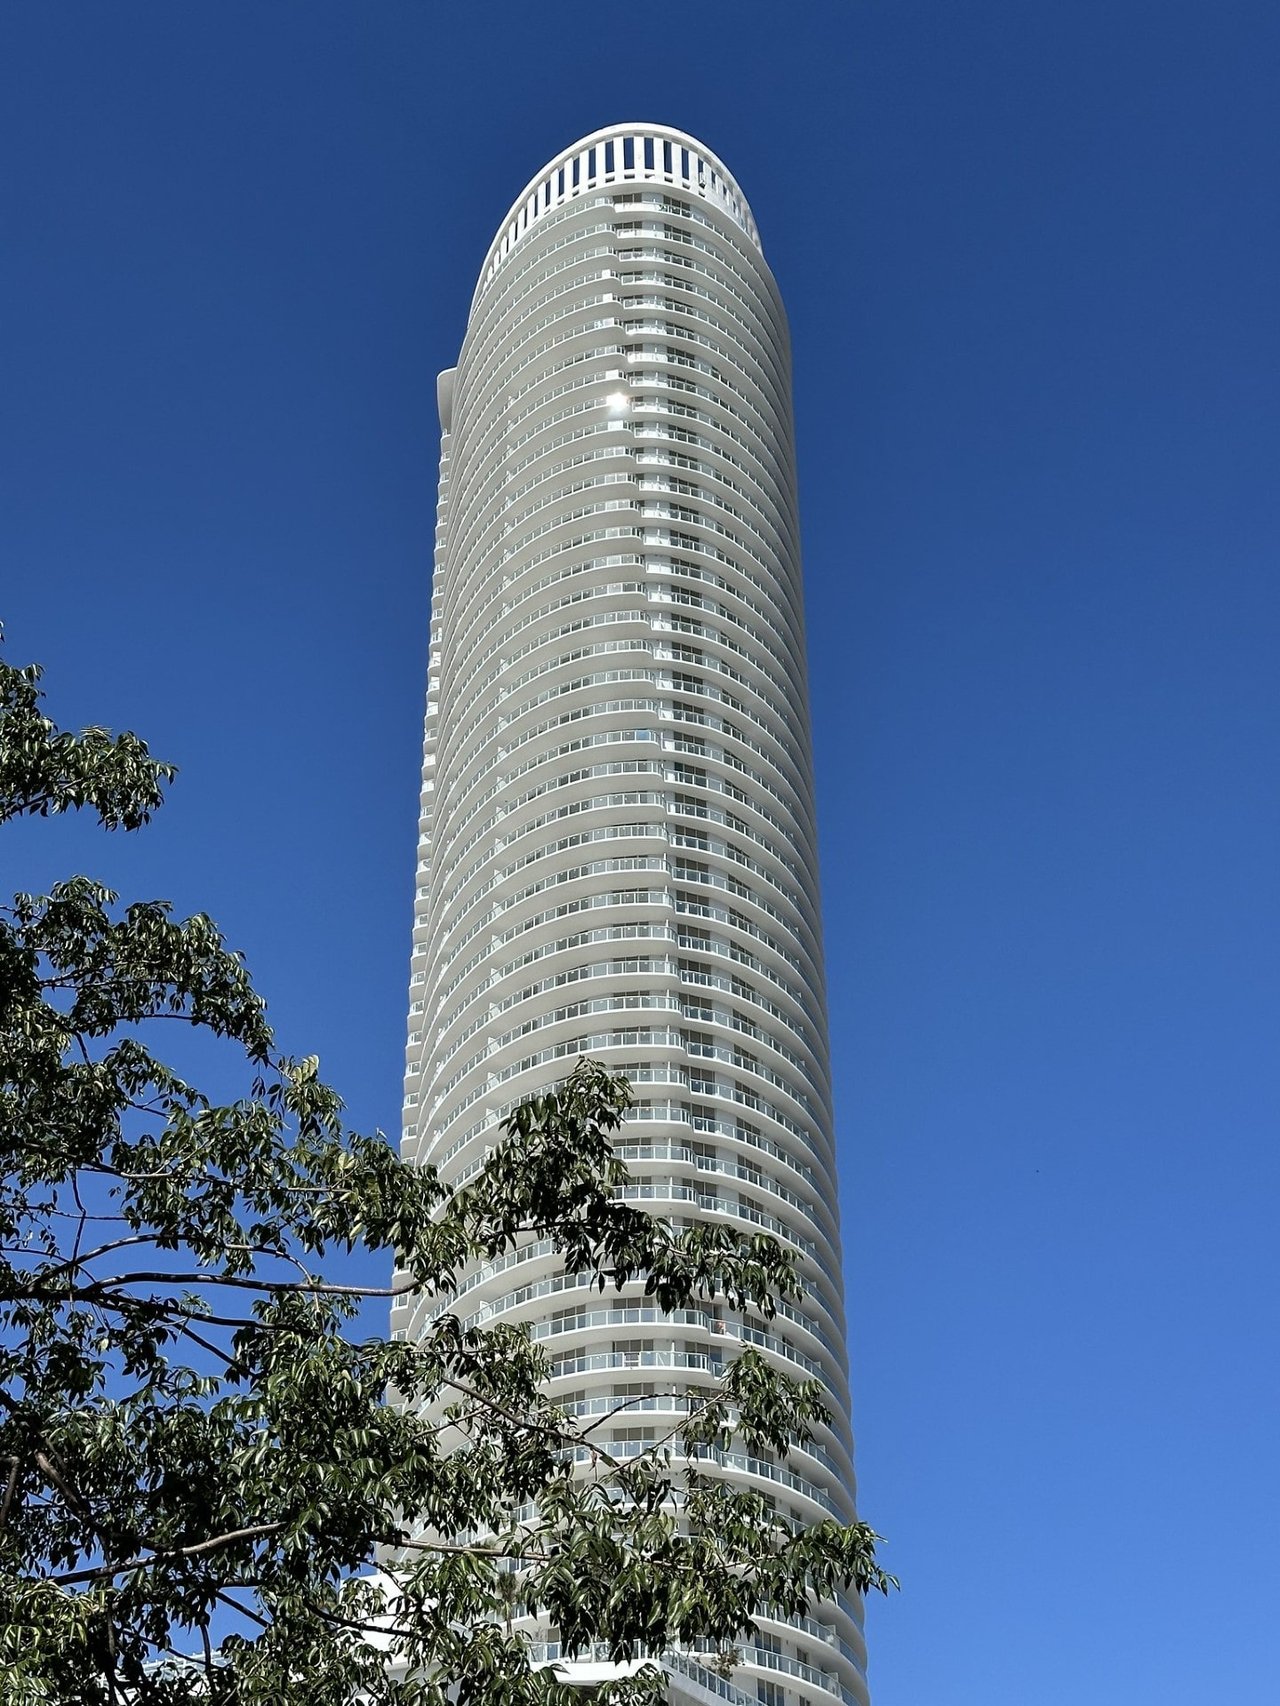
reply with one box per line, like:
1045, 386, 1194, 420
214, 1589, 270, 1631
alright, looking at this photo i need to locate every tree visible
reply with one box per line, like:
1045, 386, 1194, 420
0, 650, 892, 1704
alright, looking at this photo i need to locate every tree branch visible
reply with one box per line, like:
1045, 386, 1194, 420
0, 1455, 20, 1534
441, 1375, 572, 1444
49, 1520, 288, 1585
27, 1269, 422, 1303
41, 1232, 162, 1281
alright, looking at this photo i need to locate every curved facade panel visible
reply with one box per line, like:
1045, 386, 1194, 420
399, 124, 868, 1706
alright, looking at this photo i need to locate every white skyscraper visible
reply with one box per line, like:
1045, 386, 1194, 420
397, 125, 868, 1706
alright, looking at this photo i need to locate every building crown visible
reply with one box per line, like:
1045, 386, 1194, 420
472, 122, 761, 312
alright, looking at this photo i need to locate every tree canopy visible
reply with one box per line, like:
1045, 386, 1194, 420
0, 650, 892, 1704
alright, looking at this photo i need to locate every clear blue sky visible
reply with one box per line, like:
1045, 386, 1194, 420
4, 3, 1278, 1700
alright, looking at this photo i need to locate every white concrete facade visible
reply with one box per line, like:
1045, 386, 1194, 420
398, 125, 867, 1706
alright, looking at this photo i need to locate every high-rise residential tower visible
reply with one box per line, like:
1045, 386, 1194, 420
397, 125, 867, 1706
